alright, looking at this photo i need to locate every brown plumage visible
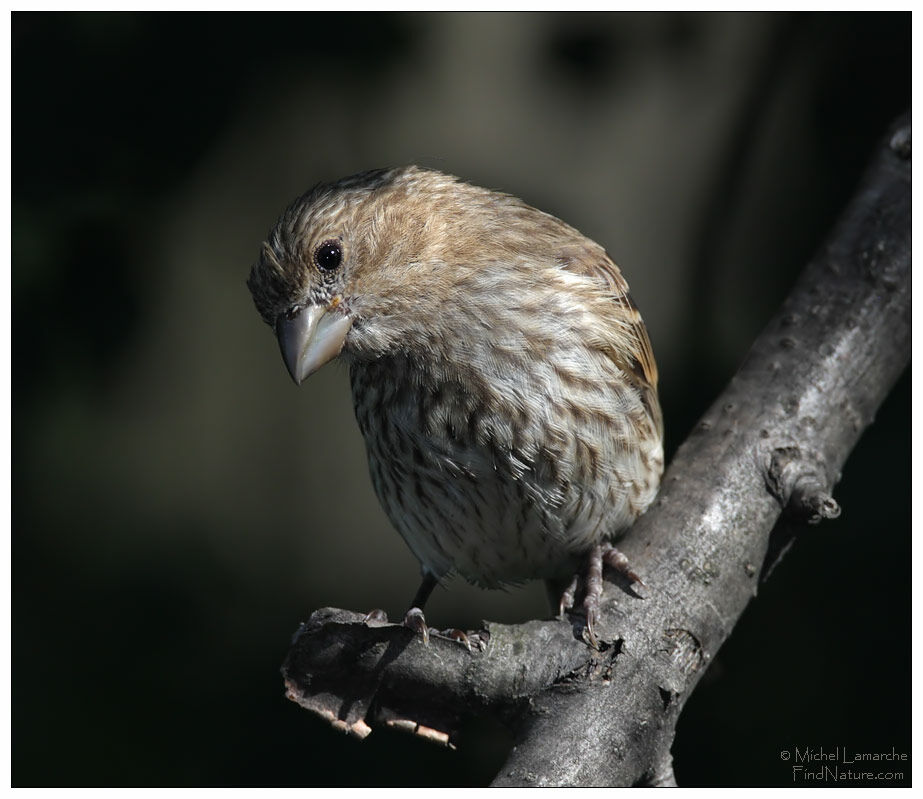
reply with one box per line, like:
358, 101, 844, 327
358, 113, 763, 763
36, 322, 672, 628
248, 166, 663, 644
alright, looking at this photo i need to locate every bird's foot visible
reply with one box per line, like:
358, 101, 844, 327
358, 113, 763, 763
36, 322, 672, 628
363, 607, 431, 643
363, 606, 482, 650
556, 543, 645, 649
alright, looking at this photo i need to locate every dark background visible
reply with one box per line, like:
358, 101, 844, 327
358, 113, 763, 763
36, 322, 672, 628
13, 11, 910, 787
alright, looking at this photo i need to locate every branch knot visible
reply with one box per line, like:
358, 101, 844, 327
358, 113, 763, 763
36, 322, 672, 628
763, 444, 841, 524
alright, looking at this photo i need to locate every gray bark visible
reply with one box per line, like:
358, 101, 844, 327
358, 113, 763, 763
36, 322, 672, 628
281, 115, 910, 786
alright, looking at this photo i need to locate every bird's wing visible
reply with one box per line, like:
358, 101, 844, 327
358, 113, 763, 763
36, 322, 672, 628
559, 244, 662, 437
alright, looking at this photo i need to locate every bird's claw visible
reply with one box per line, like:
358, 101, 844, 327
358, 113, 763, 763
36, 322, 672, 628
440, 628, 472, 651
363, 608, 389, 624
602, 545, 647, 588
403, 606, 430, 645
583, 609, 600, 650
557, 574, 579, 619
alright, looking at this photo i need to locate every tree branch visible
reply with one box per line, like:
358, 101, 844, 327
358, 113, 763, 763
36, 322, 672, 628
281, 114, 910, 786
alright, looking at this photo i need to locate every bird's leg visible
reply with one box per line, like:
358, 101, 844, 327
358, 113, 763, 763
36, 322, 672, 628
582, 544, 605, 648
402, 571, 438, 645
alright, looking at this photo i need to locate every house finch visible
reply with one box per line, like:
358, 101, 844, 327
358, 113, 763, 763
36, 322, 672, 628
248, 166, 663, 646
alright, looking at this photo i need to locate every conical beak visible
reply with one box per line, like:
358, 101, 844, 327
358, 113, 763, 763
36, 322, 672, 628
275, 304, 353, 384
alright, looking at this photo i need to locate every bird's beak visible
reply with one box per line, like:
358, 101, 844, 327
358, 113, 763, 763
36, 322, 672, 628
275, 303, 353, 384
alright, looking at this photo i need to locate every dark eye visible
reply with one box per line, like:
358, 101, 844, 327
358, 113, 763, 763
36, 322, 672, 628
315, 240, 342, 272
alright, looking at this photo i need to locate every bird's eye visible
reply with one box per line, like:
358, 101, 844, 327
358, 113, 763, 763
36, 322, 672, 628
315, 240, 343, 272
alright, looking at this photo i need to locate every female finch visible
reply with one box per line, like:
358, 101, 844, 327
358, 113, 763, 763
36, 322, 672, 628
248, 166, 663, 645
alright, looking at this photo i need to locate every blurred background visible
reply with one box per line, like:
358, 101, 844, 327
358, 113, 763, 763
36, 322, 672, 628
13, 11, 910, 787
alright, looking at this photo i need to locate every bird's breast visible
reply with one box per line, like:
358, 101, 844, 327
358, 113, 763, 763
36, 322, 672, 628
347, 349, 661, 586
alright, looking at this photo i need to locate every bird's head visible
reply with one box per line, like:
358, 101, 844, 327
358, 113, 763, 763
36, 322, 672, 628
247, 165, 650, 397
248, 165, 509, 384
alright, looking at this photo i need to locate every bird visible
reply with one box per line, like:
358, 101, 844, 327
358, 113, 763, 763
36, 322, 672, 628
247, 166, 664, 646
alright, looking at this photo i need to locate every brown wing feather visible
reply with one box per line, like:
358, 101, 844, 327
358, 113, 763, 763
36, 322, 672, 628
559, 244, 662, 437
